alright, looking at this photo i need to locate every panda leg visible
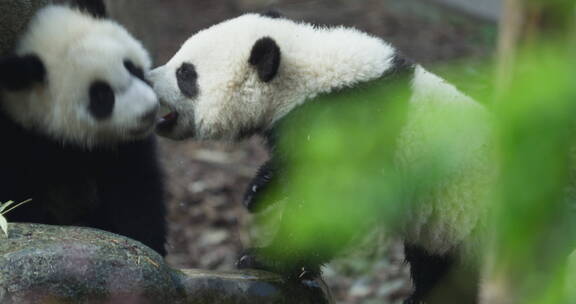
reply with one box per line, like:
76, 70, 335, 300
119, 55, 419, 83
404, 243, 478, 304
243, 160, 279, 212
239, 156, 329, 278
237, 223, 325, 280
237, 194, 347, 282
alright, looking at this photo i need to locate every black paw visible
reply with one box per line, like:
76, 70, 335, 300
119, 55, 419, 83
403, 296, 424, 304
237, 248, 331, 304
243, 161, 278, 212
236, 248, 321, 281
236, 247, 285, 276
243, 185, 283, 213
242, 184, 261, 212
237, 249, 266, 270
287, 276, 333, 304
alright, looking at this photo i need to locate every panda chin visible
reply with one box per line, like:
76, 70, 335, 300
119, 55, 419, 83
129, 126, 154, 138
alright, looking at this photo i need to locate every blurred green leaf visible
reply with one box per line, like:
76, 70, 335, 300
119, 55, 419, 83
0, 201, 14, 213
251, 40, 576, 303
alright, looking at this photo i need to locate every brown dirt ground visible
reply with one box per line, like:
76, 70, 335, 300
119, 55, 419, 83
110, 1, 496, 303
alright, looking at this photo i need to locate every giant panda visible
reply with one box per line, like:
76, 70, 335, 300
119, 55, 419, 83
0, 1, 167, 255
149, 12, 493, 303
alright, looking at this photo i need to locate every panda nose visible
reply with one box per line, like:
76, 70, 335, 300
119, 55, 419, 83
140, 107, 158, 125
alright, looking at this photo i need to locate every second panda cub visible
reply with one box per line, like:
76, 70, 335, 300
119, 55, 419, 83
0, 2, 166, 255
150, 12, 492, 303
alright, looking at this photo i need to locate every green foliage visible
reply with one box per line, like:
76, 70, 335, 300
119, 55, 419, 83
261, 76, 410, 262
252, 42, 576, 301
490, 44, 576, 303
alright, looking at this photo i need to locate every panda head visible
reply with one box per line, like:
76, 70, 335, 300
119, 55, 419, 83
150, 12, 393, 140
0, 5, 158, 147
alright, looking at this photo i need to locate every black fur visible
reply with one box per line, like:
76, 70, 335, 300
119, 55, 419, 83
243, 160, 281, 212
404, 244, 479, 304
404, 245, 454, 304
124, 60, 149, 85
141, 109, 158, 126
260, 10, 283, 19
176, 63, 199, 98
88, 81, 115, 120
73, 0, 107, 18
0, 55, 46, 91
238, 53, 415, 280
383, 54, 414, 78
0, 111, 167, 256
249, 37, 281, 83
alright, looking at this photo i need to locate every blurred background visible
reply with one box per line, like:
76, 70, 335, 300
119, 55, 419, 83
105, 1, 498, 303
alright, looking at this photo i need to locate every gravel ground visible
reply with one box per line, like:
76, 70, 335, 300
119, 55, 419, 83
109, 1, 496, 303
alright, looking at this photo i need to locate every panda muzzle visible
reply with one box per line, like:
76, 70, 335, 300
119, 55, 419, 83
156, 111, 179, 133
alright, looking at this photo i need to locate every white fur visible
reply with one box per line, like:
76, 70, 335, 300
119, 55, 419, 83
1, 5, 157, 147
398, 66, 493, 257
150, 14, 395, 140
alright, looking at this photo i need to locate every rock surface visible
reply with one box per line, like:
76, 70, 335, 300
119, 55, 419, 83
0, 223, 333, 304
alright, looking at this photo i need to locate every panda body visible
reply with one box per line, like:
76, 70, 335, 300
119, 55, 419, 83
150, 13, 492, 302
0, 3, 166, 255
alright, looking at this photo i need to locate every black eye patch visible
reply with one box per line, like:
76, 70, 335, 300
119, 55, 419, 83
88, 81, 115, 120
176, 62, 199, 98
124, 60, 149, 84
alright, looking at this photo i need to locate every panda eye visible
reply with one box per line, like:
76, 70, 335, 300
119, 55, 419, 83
176, 62, 198, 98
88, 81, 115, 120
124, 60, 148, 84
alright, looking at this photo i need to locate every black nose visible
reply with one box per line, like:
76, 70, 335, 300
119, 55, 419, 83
141, 108, 158, 125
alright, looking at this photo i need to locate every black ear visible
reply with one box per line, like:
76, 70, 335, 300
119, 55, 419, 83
74, 0, 107, 18
249, 37, 281, 83
0, 55, 46, 91
260, 10, 283, 19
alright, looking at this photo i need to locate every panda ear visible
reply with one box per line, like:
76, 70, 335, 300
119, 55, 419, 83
0, 55, 46, 91
260, 10, 284, 19
249, 37, 281, 83
74, 0, 107, 18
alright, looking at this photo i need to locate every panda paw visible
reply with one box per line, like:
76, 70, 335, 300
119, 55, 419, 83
242, 180, 279, 213
237, 248, 330, 303
242, 184, 261, 212
236, 247, 321, 281
403, 296, 424, 304
243, 161, 279, 212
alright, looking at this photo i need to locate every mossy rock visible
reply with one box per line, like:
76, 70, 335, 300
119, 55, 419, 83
0, 223, 333, 304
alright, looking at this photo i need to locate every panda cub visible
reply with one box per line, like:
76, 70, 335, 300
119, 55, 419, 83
150, 12, 492, 303
0, 2, 166, 255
